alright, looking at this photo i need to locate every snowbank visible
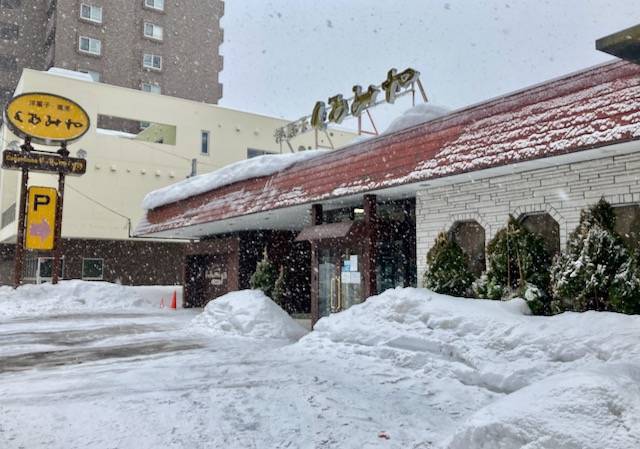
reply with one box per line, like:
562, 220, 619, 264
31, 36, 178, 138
295, 287, 640, 449
192, 290, 307, 341
0, 281, 163, 318
383, 103, 450, 134
142, 150, 328, 210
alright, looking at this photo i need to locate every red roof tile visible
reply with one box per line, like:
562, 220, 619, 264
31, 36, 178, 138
138, 60, 640, 236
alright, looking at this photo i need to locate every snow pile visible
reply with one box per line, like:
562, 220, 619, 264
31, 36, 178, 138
142, 150, 328, 210
46, 67, 95, 82
296, 288, 640, 449
0, 281, 153, 318
384, 103, 450, 134
192, 290, 307, 341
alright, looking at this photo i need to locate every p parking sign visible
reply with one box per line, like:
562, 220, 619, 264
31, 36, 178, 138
26, 186, 57, 250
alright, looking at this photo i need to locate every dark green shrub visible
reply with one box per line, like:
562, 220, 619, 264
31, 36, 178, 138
423, 232, 474, 297
250, 248, 277, 298
551, 199, 640, 314
475, 216, 552, 313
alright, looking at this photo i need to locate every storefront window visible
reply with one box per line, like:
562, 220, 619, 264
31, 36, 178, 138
520, 212, 561, 256
613, 204, 640, 252
450, 220, 486, 276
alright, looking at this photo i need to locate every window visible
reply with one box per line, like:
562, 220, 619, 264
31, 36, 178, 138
143, 53, 162, 70
450, 220, 486, 276
79, 36, 101, 55
82, 258, 104, 280
144, 22, 163, 40
0, 0, 22, 8
144, 0, 164, 11
247, 148, 275, 158
78, 69, 101, 81
80, 4, 102, 23
201, 131, 210, 155
613, 205, 640, 251
520, 212, 561, 256
141, 82, 161, 94
0, 22, 19, 40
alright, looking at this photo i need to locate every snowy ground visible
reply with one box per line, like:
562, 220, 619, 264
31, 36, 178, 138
1, 282, 639, 449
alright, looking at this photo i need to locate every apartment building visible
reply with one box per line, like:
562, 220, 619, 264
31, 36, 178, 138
0, 0, 224, 108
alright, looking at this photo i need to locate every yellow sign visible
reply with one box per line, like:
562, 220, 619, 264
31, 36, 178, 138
25, 186, 57, 250
5, 93, 90, 145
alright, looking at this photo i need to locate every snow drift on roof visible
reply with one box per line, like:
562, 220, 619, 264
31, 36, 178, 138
142, 149, 328, 210
383, 103, 450, 134
46, 67, 95, 83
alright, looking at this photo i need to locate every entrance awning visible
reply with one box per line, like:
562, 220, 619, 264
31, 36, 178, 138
295, 221, 355, 241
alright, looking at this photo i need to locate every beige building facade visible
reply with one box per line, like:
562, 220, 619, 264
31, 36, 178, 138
0, 69, 356, 284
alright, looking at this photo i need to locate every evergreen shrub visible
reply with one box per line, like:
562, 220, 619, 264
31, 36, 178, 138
423, 232, 474, 297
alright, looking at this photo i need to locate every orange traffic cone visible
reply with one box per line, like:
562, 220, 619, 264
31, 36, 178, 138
170, 291, 177, 309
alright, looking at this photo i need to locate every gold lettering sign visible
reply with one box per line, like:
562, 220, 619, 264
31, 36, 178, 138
351, 85, 380, 118
328, 94, 349, 124
382, 68, 420, 104
310, 101, 327, 130
5, 92, 90, 145
278, 67, 422, 138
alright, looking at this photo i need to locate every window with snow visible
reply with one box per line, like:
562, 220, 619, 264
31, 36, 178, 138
80, 4, 102, 23
450, 220, 486, 276
520, 212, 561, 256
143, 53, 162, 70
82, 258, 104, 281
144, 0, 164, 11
79, 36, 101, 56
613, 204, 640, 252
141, 82, 161, 94
144, 22, 163, 40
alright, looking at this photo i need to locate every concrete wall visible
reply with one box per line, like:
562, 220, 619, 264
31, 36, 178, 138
416, 150, 640, 285
53, 0, 224, 103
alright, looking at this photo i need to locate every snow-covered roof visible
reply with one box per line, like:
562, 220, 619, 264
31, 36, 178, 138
46, 67, 95, 83
137, 60, 640, 237
383, 103, 450, 134
142, 150, 328, 210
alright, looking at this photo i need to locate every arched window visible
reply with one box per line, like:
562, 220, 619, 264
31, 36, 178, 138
450, 220, 486, 276
520, 212, 560, 256
613, 204, 640, 251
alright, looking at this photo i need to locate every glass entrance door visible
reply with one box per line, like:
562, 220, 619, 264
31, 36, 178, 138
318, 247, 363, 318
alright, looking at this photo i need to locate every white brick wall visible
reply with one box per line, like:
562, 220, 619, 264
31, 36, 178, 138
416, 152, 640, 286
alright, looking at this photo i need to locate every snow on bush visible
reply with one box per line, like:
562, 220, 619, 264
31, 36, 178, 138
142, 150, 327, 210
295, 288, 640, 448
192, 290, 307, 341
0, 280, 152, 318
383, 103, 450, 134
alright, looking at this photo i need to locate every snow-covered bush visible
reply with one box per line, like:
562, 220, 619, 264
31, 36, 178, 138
272, 266, 287, 309
551, 199, 640, 314
423, 232, 474, 297
475, 216, 552, 312
249, 249, 277, 298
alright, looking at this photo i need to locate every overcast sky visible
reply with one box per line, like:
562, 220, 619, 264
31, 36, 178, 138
219, 1, 638, 131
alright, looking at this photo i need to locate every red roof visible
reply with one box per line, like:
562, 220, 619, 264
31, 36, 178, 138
137, 60, 640, 236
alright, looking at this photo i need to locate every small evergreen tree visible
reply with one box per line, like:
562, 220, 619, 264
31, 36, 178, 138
475, 216, 552, 313
250, 248, 277, 298
272, 265, 287, 309
423, 232, 474, 297
550, 199, 640, 314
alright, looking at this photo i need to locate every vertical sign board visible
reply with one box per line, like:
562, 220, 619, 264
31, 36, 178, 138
2, 92, 90, 287
26, 187, 57, 251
